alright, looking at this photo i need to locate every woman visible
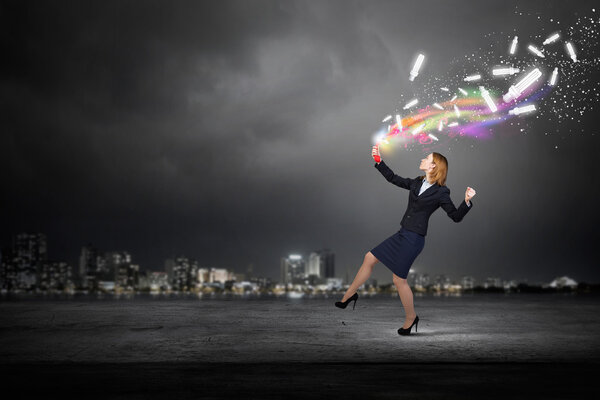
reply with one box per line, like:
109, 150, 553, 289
335, 145, 476, 336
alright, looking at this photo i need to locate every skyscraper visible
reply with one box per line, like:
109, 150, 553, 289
280, 254, 305, 284
0, 246, 17, 291
306, 249, 335, 279
13, 233, 47, 289
165, 256, 199, 291
79, 244, 98, 288
39, 261, 73, 291
105, 251, 137, 290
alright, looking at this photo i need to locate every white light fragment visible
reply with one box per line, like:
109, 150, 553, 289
502, 68, 542, 102
493, 66, 520, 76
543, 33, 560, 45
508, 104, 536, 115
395, 114, 402, 131
428, 134, 439, 141
412, 123, 426, 135
458, 88, 468, 96
479, 86, 497, 112
566, 42, 577, 62
450, 95, 457, 102
453, 104, 460, 117
549, 67, 558, 86
527, 44, 545, 58
378, 129, 390, 144
447, 122, 459, 127
403, 99, 419, 109
438, 120, 444, 131
509, 36, 518, 55
432, 103, 444, 110
440, 87, 450, 92
409, 53, 425, 81
382, 115, 392, 123
464, 74, 481, 82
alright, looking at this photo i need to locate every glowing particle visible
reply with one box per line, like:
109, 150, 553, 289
382, 115, 392, 123
409, 53, 425, 81
403, 99, 419, 109
395, 114, 402, 131
412, 123, 426, 135
447, 122, 459, 127
440, 87, 450, 92
458, 88, 468, 96
453, 104, 460, 117
549, 67, 558, 86
438, 120, 444, 131
508, 104, 537, 115
509, 36, 518, 54
527, 44, 545, 58
566, 42, 577, 62
432, 103, 444, 110
479, 86, 498, 112
503, 68, 542, 102
543, 33, 560, 45
493, 66, 520, 76
428, 133, 439, 141
450, 95, 457, 102
464, 74, 481, 82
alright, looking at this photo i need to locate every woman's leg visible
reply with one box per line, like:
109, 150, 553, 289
393, 274, 417, 328
341, 251, 379, 302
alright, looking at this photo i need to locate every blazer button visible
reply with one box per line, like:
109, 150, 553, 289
407, 215, 411, 218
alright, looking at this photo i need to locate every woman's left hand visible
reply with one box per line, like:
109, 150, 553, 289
465, 187, 476, 203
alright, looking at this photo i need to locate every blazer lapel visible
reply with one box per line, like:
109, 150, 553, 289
415, 180, 439, 198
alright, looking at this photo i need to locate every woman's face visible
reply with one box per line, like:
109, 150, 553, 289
420, 154, 435, 172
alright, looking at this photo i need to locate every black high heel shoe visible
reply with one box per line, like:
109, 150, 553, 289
335, 293, 358, 310
397, 315, 419, 335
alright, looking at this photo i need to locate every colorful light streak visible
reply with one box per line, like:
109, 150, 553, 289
371, 10, 598, 152
375, 84, 553, 149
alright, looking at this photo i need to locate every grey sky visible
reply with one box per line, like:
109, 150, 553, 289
1, 0, 598, 284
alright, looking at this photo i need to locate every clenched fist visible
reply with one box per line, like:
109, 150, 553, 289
372, 145, 381, 163
465, 187, 476, 204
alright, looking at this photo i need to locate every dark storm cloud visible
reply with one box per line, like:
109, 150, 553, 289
1, 0, 598, 283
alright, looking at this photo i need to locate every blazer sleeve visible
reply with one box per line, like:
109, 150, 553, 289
439, 187, 472, 222
374, 161, 414, 190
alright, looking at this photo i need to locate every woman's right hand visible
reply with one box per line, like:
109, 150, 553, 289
372, 145, 381, 164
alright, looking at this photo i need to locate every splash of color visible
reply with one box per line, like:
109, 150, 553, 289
373, 9, 600, 152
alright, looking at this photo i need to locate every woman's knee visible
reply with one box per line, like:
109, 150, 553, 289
365, 251, 379, 264
393, 274, 407, 287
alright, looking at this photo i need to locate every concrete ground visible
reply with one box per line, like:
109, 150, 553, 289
1, 293, 599, 398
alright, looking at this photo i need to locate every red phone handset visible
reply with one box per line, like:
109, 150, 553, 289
372, 145, 381, 163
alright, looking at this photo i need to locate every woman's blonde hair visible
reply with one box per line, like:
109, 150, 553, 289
418, 152, 448, 186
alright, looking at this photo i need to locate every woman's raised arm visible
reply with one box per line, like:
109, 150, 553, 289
372, 146, 413, 190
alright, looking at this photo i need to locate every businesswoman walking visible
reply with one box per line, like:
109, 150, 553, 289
335, 145, 476, 335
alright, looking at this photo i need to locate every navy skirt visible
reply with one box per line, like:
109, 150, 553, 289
370, 227, 425, 279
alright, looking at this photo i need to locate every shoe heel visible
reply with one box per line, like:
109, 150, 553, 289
352, 298, 357, 310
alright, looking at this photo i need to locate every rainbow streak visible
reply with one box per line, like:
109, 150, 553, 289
378, 84, 553, 148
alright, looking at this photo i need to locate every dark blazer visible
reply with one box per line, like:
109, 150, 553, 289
375, 161, 472, 236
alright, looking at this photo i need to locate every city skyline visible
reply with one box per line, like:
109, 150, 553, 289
0, 231, 591, 289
